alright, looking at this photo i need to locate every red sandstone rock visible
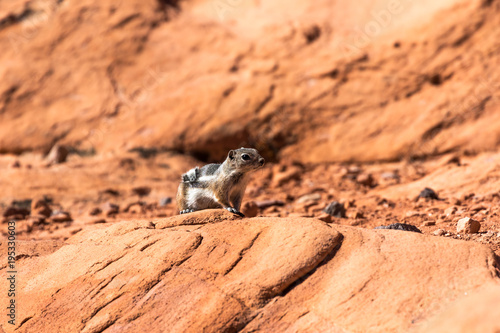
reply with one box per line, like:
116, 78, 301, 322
4, 211, 498, 333
0, 0, 499, 164
0, 0, 500, 331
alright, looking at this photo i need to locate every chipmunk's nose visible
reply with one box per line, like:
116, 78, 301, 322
259, 158, 265, 166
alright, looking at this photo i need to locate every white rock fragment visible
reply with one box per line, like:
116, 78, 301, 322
456, 217, 480, 234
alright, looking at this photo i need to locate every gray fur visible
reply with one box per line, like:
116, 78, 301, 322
182, 167, 200, 182
182, 164, 221, 183
200, 163, 221, 176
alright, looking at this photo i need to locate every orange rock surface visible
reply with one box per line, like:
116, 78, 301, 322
1, 0, 500, 332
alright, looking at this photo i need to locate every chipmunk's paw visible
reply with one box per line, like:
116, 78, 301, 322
180, 209, 194, 214
226, 207, 245, 217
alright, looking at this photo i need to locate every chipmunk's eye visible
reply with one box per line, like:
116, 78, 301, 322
241, 154, 251, 161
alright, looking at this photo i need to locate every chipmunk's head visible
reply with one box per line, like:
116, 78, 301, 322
227, 147, 265, 172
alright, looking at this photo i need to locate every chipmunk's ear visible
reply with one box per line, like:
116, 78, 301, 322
228, 150, 235, 160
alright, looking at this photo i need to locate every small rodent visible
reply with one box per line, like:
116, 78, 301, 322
177, 148, 265, 216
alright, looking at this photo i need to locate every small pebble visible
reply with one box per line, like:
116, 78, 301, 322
340, 166, 361, 178
433, 229, 446, 236
347, 210, 364, 219
456, 217, 480, 234
418, 187, 439, 200
444, 206, 457, 216
50, 211, 72, 223
296, 193, 321, 204
380, 171, 399, 181
316, 213, 332, 223
159, 197, 172, 206
46, 144, 69, 165
323, 201, 346, 218
356, 173, 375, 187
241, 201, 259, 218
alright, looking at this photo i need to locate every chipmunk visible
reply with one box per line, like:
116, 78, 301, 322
177, 148, 265, 216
